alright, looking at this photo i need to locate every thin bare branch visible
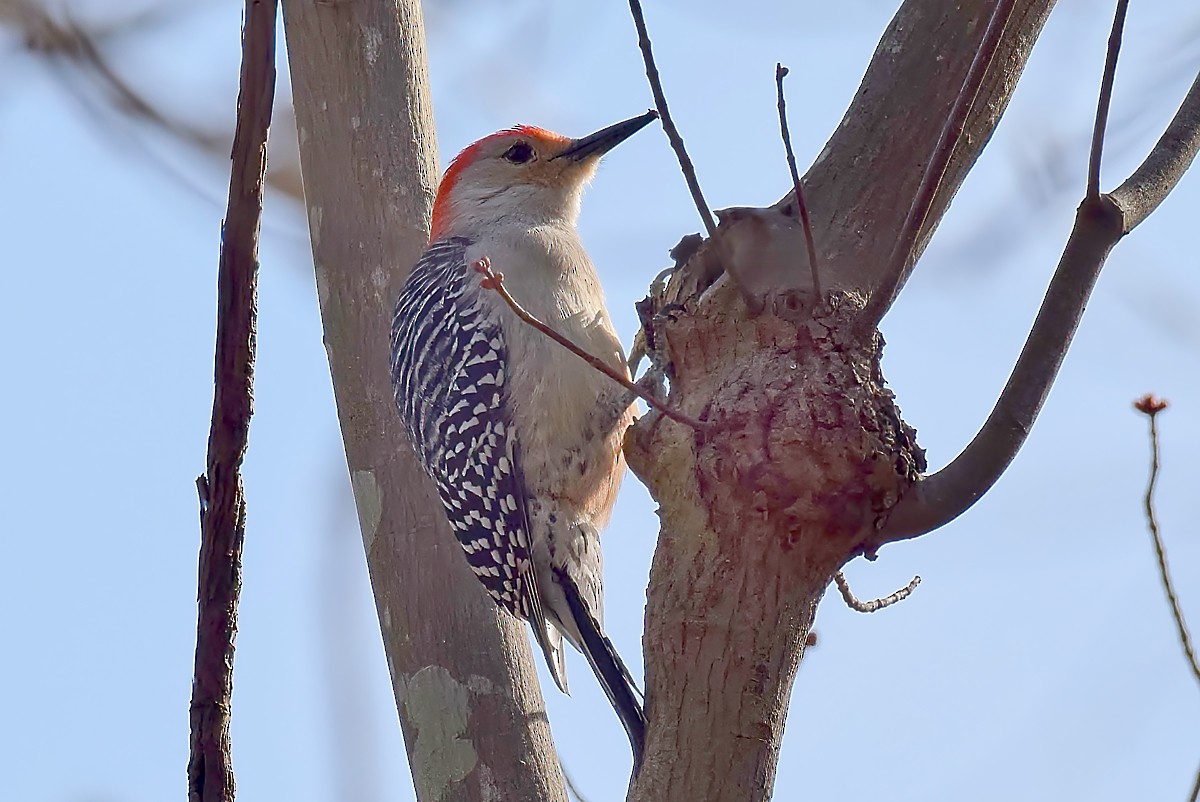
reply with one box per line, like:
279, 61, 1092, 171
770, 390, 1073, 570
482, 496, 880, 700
188, 0, 277, 800
1133, 395, 1200, 688
775, 64, 822, 298
473, 258, 709, 432
1189, 760, 1200, 802
878, 57, 1200, 547
627, 0, 718, 240
1088, 0, 1131, 199
858, 0, 1018, 333
834, 572, 921, 613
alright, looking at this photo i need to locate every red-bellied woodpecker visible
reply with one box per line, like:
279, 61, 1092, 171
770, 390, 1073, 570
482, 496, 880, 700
390, 110, 658, 765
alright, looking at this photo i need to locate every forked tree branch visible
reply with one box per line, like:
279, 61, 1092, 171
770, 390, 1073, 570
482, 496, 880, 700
188, 0, 277, 800
878, 39, 1200, 543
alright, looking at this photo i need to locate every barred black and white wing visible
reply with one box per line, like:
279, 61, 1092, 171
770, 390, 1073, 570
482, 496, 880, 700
389, 237, 567, 688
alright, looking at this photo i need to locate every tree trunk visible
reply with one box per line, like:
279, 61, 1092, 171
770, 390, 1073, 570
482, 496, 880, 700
281, 1, 566, 799
625, 283, 923, 802
626, 1, 1054, 800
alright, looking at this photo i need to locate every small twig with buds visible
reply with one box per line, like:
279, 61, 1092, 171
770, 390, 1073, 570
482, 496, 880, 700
775, 64, 822, 298
1133, 394, 1200, 687
834, 571, 921, 613
473, 257, 708, 432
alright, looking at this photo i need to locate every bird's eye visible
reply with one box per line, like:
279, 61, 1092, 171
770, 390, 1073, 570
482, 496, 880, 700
503, 142, 535, 164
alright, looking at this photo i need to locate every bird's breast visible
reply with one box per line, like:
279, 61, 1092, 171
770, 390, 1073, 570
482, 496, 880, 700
466, 228, 633, 528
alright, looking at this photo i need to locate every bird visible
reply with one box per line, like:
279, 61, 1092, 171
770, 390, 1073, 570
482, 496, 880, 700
389, 110, 658, 767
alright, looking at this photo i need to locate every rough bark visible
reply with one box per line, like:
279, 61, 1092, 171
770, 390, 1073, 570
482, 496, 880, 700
281, 1, 565, 800
626, 284, 923, 802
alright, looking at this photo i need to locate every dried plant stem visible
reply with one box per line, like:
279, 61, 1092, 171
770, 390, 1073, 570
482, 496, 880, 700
834, 572, 921, 613
473, 258, 708, 432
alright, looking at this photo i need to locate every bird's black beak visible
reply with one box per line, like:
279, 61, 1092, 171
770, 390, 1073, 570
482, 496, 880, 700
553, 109, 659, 162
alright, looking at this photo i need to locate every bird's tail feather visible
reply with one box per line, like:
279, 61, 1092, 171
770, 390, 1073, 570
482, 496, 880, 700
540, 621, 569, 695
557, 568, 646, 772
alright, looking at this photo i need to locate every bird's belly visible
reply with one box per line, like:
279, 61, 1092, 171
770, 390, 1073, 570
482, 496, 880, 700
508, 326, 633, 527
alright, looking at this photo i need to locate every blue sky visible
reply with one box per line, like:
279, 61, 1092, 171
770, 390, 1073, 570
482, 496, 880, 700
2, 1, 1198, 800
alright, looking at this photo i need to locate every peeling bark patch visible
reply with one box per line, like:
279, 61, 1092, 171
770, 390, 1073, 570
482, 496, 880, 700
403, 666, 479, 801
351, 469, 382, 552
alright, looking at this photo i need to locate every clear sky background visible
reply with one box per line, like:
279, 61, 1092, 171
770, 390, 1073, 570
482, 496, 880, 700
2, 1, 1198, 800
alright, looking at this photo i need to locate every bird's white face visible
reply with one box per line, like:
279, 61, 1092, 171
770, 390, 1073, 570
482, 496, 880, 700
429, 112, 659, 241
431, 129, 597, 239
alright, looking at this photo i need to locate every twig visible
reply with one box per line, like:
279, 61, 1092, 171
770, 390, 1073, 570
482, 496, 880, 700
1188, 759, 1200, 802
858, 0, 1017, 333
774, 64, 822, 298
1088, 0, 1131, 199
627, 0, 718, 241
187, 1, 278, 800
834, 572, 921, 614
1133, 395, 1200, 688
473, 258, 709, 432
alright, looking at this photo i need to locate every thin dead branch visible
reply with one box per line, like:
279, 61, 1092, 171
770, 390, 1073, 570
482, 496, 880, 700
1088, 0, 1131, 199
187, 0, 278, 800
627, 0, 718, 241
834, 572, 921, 613
774, 64, 822, 298
1133, 395, 1200, 688
473, 257, 709, 432
858, 0, 1018, 333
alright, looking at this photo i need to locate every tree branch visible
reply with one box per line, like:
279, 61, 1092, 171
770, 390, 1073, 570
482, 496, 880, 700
281, 0, 566, 798
782, 0, 1056, 296
858, 0, 1018, 331
1088, 0, 1130, 200
187, 0, 277, 800
1111, 68, 1200, 230
878, 60, 1200, 545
